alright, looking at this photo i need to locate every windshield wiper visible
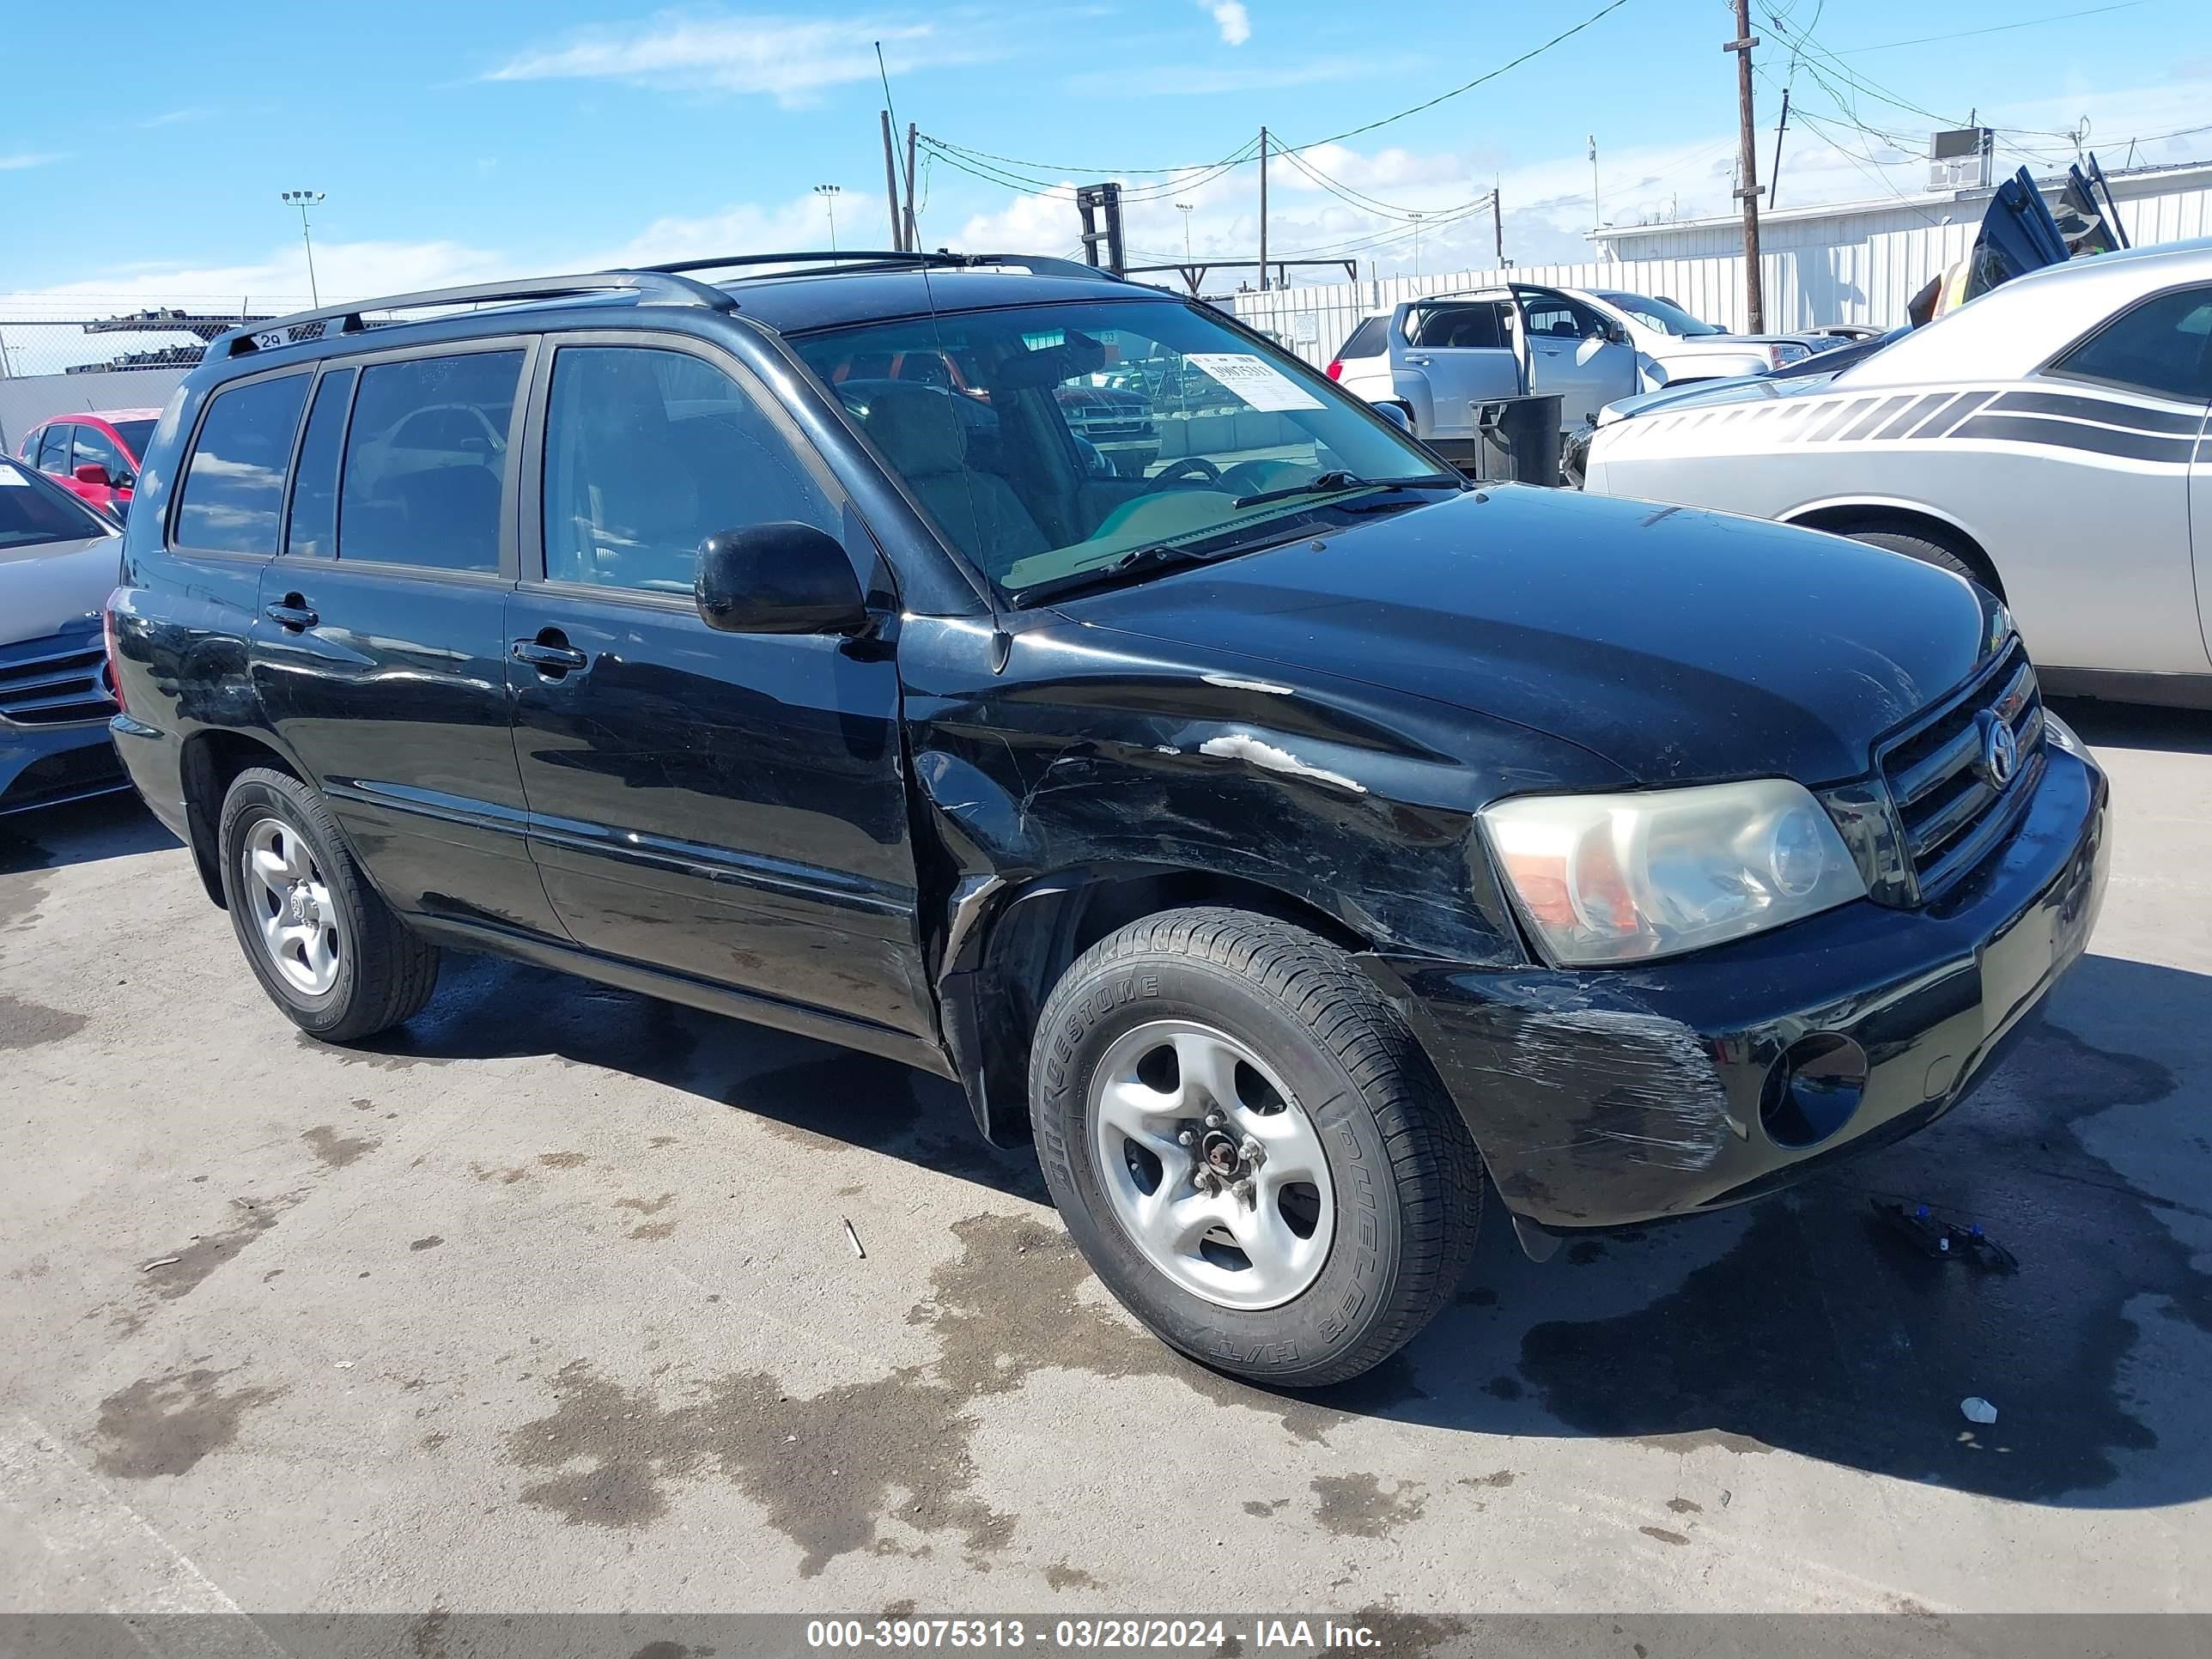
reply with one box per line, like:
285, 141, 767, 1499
1008, 542, 1217, 610
1230, 470, 1464, 510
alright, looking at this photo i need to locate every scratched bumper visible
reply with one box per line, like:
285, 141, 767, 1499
1376, 744, 2110, 1231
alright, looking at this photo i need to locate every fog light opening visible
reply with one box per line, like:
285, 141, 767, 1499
1760, 1033, 1868, 1149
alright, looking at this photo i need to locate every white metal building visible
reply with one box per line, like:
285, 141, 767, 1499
1230, 159, 2212, 371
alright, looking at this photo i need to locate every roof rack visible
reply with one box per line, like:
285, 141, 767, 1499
215, 270, 733, 358
641, 249, 1123, 284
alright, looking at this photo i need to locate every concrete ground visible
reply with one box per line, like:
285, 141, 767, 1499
0, 699, 2207, 1620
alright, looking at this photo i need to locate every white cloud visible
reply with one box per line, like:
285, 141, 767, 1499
0, 240, 514, 322
486, 12, 1000, 106
1203, 0, 1249, 46
0, 152, 64, 171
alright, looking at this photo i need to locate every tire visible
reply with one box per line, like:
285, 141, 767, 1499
1838, 522, 1985, 588
1030, 907, 1483, 1389
216, 767, 440, 1042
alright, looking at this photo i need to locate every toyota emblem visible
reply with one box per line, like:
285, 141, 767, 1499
1980, 714, 2020, 788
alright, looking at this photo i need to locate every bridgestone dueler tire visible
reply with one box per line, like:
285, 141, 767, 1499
217, 768, 441, 1043
1030, 907, 1484, 1388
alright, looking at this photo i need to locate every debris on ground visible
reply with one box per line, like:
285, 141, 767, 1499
842, 1218, 866, 1261
1960, 1397, 1999, 1425
140, 1256, 181, 1272
1871, 1198, 2019, 1272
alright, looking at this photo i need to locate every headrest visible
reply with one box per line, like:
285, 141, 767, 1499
866, 385, 968, 477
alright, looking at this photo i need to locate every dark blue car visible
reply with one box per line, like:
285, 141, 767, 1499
0, 455, 128, 816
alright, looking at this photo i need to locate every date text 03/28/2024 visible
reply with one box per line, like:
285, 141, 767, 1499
805, 1618, 1388, 1650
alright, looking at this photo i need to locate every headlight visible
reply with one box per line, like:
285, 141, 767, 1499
1481, 779, 1867, 965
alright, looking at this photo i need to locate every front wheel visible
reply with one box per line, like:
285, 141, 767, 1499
1030, 908, 1483, 1388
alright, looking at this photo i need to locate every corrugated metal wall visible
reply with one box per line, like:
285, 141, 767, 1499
1231, 171, 2212, 370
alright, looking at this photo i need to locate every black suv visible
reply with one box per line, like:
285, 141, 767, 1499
106, 252, 2108, 1387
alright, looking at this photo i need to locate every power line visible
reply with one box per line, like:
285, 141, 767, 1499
1832, 0, 2151, 54
915, 0, 1633, 190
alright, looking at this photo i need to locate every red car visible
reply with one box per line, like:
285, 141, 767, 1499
16, 407, 162, 515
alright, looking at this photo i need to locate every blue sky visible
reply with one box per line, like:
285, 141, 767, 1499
3, 0, 2209, 319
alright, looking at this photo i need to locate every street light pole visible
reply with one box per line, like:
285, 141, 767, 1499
1175, 202, 1194, 261
1409, 211, 1425, 281
280, 190, 325, 307
814, 184, 843, 252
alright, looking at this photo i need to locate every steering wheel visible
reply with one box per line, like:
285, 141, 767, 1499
1145, 456, 1223, 489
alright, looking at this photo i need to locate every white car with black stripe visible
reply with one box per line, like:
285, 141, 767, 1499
1583, 237, 2212, 708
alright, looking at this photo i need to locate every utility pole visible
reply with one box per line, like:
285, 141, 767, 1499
813, 184, 842, 252
1492, 179, 1504, 267
1587, 136, 1600, 231
1767, 86, 1791, 213
281, 190, 325, 307
1726, 0, 1765, 331
902, 124, 920, 252
880, 112, 906, 251
1257, 126, 1270, 292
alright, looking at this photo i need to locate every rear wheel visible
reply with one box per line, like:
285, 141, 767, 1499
1030, 908, 1483, 1388
217, 768, 439, 1042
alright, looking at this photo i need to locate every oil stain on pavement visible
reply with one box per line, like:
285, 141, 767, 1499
505, 1211, 1422, 1572
94, 1366, 287, 1479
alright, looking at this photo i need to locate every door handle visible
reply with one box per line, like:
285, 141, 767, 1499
264, 597, 318, 630
513, 635, 589, 673
1404, 355, 1431, 366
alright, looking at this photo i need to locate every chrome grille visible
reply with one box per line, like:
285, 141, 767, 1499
1877, 640, 2045, 900
0, 632, 117, 727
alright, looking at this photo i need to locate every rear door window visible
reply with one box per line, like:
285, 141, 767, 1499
337, 349, 522, 571
36, 425, 72, 475
1410, 304, 1505, 350
173, 374, 311, 553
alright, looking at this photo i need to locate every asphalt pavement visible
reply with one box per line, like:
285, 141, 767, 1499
1, 699, 2207, 1621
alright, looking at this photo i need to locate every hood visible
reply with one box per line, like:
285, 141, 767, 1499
1059, 488, 1996, 787
0, 534, 123, 647
1599, 368, 1838, 424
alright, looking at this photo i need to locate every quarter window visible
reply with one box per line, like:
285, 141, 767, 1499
539, 345, 836, 594
173, 375, 311, 554
286, 368, 356, 557
337, 350, 522, 571
2048, 287, 2212, 402
1337, 317, 1388, 360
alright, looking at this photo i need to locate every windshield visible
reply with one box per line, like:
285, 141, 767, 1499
792, 298, 1454, 601
112, 419, 158, 461
0, 457, 110, 551
1595, 291, 1726, 337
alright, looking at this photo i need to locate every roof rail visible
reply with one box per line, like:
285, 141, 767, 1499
215, 270, 733, 358
640, 249, 1124, 284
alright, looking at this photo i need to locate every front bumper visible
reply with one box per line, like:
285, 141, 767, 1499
1379, 744, 2109, 1231
0, 721, 129, 817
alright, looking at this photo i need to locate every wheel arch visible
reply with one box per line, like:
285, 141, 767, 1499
937, 862, 1371, 1146
1782, 499, 2006, 599
177, 728, 305, 908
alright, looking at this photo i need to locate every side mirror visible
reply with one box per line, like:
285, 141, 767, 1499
74, 462, 112, 488
1375, 401, 1413, 434
1598, 320, 1630, 347
696, 522, 868, 635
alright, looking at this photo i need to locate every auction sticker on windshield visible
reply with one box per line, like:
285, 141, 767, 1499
1183, 353, 1325, 412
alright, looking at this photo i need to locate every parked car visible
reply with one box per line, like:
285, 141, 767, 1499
106, 254, 2106, 1387
16, 407, 163, 517
1584, 235, 2212, 708
0, 456, 130, 816
1578, 289, 1819, 379
1327, 285, 1645, 463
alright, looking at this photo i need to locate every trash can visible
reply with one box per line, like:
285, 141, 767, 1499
1474, 394, 1565, 486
